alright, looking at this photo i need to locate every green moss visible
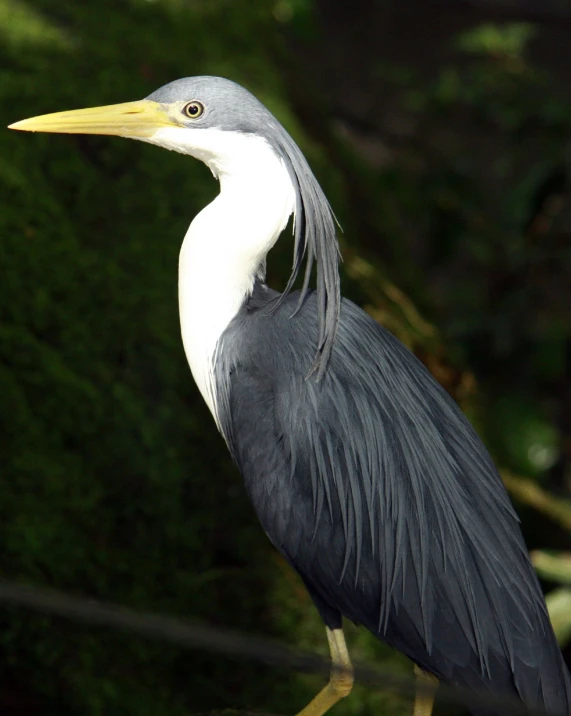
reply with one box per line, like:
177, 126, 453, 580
1, 1, 383, 713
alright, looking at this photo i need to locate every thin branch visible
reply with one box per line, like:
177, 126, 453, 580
532, 551, 571, 585
0, 578, 557, 716
502, 471, 571, 532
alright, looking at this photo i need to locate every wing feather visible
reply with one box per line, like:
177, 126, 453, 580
214, 284, 571, 714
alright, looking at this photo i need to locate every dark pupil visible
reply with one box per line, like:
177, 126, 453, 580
188, 104, 199, 115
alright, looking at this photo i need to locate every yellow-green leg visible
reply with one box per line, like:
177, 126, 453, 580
296, 627, 354, 716
413, 664, 439, 716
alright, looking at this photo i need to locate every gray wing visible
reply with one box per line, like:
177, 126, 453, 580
215, 284, 571, 714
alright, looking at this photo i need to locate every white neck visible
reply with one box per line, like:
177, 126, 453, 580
148, 127, 295, 422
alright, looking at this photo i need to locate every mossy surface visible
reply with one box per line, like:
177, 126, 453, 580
2, 2, 570, 715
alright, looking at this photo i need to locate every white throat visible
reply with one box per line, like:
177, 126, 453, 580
149, 127, 295, 423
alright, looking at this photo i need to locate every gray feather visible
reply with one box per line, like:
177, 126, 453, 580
214, 281, 571, 716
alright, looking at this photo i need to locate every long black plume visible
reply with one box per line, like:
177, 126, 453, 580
268, 127, 341, 380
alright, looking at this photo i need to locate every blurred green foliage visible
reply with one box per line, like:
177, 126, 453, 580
364, 23, 571, 492
341, 21, 571, 660
1, 1, 570, 715
454, 22, 536, 59
0, 0, 408, 714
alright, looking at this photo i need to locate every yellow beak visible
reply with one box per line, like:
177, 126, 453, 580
8, 100, 178, 138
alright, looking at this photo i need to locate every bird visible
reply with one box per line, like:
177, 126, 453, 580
10, 76, 571, 716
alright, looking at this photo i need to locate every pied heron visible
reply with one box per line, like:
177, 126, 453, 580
10, 76, 571, 716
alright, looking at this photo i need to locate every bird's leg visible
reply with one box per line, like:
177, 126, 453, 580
295, 627, 354, 716
412, 664, 439, 716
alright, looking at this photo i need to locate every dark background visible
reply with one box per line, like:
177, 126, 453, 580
1, 0, 570, 713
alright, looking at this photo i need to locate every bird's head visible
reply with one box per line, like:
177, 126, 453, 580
9, 75, 341, 377
10, 77, 282, 172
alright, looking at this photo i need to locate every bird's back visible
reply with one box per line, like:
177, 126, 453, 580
214, 281, 571, 715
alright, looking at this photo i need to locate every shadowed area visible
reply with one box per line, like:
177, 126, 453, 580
1, 1, 570, 715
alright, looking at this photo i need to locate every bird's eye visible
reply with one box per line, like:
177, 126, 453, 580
182, 101, 204, 119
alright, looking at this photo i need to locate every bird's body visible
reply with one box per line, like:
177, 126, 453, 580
217, 280, 570, 714
10, 76, 571, 715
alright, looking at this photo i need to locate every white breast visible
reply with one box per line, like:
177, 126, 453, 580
172, 130, 296, 425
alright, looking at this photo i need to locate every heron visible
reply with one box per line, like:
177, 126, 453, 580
10, 76, 571, 716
